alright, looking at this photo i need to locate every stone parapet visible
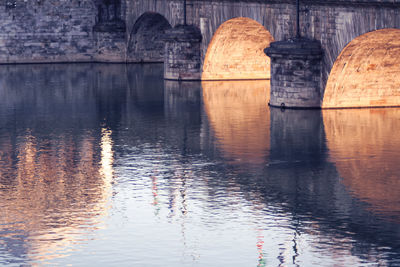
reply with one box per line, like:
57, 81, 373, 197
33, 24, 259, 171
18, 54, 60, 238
265, 38, 323, 108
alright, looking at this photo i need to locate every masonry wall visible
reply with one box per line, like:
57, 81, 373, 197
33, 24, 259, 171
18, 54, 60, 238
125, 0, 296, 65
126, 0, 400, 103
0, 0, 98, 63
298, 3, 400, 100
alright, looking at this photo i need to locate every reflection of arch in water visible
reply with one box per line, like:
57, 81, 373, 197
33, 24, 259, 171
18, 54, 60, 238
323, 108, 400, 222
202, 18, 274, 80
202, 80, 270, 165
323, 29, 400, 108
0, 64, 127, 263
164, 80, 202, 124
125, 63, 165, 110
0, 129, 114, 262
127, 12, 171, 63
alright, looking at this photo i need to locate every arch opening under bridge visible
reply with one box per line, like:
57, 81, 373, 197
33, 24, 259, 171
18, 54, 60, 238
323, 28, 400, 108
202, 17, 274, 81
127, 12, 171, 63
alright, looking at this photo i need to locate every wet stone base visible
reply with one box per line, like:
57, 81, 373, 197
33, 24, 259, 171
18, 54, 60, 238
94, 21, 126, 62
164, 25, 202, 81
265, 38, 323, 108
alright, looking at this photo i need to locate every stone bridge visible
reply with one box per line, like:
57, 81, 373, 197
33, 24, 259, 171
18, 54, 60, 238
126, 0, 400, 108
0, 0, 400, 108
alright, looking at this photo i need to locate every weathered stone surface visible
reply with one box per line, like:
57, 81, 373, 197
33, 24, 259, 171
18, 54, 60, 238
266, 38, 323, 108
90, 0, 127, 62
323, 29, 400, 108
164, 24, 202, 80
0, 0, 128, 63
202, 17, 274, 80
94, 30, 126, 62
0, 0, 97, 63
127, 0, 400, 107
127, 12, 171, 62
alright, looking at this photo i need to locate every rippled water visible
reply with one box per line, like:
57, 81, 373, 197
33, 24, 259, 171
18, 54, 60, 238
0, 64, 399, 266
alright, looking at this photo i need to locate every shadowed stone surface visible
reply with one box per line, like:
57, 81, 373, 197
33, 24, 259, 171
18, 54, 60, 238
127, 12, 171, 62
266, 38, 323, 108
164, 24, 202, 80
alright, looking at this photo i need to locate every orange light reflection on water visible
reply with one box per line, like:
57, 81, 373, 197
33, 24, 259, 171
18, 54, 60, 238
323, 108, 400, 222
0, 127, 114, 263
202, 80, 270, 166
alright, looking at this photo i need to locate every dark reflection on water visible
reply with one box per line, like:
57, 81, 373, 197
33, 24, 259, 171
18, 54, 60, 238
0, 64, 399, 266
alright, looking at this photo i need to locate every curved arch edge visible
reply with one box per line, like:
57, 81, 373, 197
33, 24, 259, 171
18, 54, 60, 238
323, 28, 400, 108
201, 17, 274, 81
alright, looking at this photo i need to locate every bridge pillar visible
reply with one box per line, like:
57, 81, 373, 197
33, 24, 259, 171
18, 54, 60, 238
93, 22, 126, 62
265, 39, 323, 108
163, 25, 202, 81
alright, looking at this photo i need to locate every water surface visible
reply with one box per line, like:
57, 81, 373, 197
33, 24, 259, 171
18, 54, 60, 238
0, 64, 399, 266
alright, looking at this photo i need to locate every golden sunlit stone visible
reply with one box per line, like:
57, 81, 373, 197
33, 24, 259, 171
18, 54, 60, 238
202, 80, 270, 165
323, 28, 400, 108
202, 17, 274, 80
323, 109, 400, 222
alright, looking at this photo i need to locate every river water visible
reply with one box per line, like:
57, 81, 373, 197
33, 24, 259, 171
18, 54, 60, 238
0, 64, 399, 266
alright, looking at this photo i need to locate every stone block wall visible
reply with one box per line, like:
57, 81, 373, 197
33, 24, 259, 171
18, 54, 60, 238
164, 25, 202, 80
0, 0, 98, 63
125, 0, 296, 65
0, 0, 399, 106
126, 12, 172, 63
94, 30, 126, 62
296, 3, 400, 100
266, 39, 323, 108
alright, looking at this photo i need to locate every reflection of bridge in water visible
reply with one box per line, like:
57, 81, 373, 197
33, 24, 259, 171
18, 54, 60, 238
324, 108, 400, 221
0, 64, 121, 264
128, 66, 400, 253
0, 64, 399, 265
164, 77, 400, 257
202, 80, 270, 165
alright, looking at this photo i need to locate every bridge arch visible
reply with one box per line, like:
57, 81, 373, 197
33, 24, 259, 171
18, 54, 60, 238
201, 17, 274, 80
323, 29, 400, 108
127, 12, 171, 63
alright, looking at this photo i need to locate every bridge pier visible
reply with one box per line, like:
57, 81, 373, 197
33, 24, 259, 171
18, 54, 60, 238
265, 39, 323, 109
163, 25, 202, 81
93, 21, 126, 62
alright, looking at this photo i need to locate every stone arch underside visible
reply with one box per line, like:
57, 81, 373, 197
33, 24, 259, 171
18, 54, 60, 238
127, 12, 171, 63
323, 29, 400, 108
202, 17, 274, 80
